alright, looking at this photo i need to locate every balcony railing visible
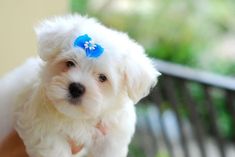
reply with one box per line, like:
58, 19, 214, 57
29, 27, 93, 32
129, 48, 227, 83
130, 59, 235, 157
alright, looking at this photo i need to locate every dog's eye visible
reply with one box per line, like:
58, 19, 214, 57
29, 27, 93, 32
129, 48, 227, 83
98, 74, 107, 83
66, 61, 76, 68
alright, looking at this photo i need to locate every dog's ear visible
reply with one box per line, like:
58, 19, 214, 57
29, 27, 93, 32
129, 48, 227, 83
124, 44, 160, 104
35, 17, 73, 61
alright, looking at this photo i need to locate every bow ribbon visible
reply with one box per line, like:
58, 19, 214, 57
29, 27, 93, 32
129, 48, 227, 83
74, 34, 104, 58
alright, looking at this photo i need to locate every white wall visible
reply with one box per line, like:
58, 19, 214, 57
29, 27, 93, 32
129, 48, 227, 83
0, 0, 68, 75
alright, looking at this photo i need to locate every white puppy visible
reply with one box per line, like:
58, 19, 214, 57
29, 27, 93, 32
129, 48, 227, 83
0, 15, 160, 157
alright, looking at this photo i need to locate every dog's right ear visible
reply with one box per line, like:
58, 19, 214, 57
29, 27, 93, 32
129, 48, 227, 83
123, 43, 161, 104
35, 17, 72, 61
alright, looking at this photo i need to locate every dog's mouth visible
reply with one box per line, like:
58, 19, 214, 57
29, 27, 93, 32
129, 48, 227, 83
68, 96, 82, 105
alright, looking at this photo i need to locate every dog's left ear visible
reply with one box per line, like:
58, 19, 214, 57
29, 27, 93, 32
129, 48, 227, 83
35, 17, 73, 61
124, 44, 161, 104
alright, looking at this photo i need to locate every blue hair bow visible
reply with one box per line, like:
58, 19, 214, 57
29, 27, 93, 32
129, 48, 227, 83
74, 34, 104, 58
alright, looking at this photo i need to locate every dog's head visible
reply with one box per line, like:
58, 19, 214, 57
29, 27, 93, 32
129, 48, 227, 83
36, 15, 160, 119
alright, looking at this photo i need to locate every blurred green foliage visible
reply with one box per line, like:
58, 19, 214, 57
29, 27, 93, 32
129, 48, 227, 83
70, 0, 88, 14
188, 83, 234, 140
70, 0, 235, 75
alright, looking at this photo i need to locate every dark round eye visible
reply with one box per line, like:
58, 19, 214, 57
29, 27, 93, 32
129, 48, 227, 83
98, 74, 107, 83
66, 61, 75, 68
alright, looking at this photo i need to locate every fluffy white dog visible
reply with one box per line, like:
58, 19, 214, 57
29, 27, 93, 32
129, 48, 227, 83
0, 15, 160, 157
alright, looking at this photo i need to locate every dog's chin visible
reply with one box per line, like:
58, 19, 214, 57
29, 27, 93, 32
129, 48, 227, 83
49, 98, 101, 120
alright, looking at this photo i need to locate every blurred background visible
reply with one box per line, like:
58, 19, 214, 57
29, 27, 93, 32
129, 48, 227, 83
0, 0, 68, 75
1, 0, 235, 157
69, 0, 235, 76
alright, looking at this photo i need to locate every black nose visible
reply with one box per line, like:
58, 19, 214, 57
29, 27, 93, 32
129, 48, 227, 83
68, 82, 85, 98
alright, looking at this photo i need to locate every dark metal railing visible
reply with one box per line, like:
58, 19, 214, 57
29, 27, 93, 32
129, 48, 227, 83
130, 59, 235, 157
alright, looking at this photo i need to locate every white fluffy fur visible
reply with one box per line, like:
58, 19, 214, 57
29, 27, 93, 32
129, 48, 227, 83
0, 15, 160, 157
